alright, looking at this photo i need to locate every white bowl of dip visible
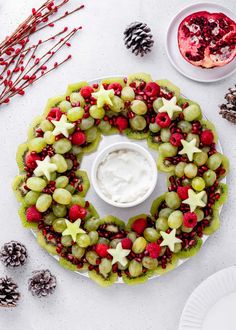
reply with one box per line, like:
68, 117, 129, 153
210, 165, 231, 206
91, 142, 158, 208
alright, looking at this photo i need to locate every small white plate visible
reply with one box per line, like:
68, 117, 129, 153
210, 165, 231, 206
179, 266, 236, 330
166, 3, 236, 82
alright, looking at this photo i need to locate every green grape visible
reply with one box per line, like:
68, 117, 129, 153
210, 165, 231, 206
52, 204, 67, 217
55, 176, 69, 188
28, 138, 46, 152
84, 217, 101, 231
121, 86, 135, 101
160, 128, 171, 142
143, 228, 160, 242
80, 117, 95, 130
53, 188, 72, 205
149, 122, 161, 133
173, 243, 182, 253
182, 178, 191, 186
44, 131, 55, 145
203, 170, 217, 187
193, 152, 208, 166
153, 98, 163, 112
184, 163, 198, 179
66, 159, 73, 170
168, 210, 183, 229
183, 104, 201, 121
72, 145, 82, 155
40, 119, 54, 132
70, 92, 85, 106
186, 133, 200, 146
36, 194, 52, 212
98, 120, 112, 133
111, 96, 124, 113
77, 234, 91, 248
44, 212, 56, 225
110, 239, 121, 248
99, 258, 112, 275
131, 100, 147, 115
98, 238, 110, 245
175, 162, 186, 177
65, 184, 75, 194
88, 231, 99, 245
129, 115, 146, 131
72, 245, 85, 258
142, 257, 158, 270
26, 177, 47, 192
192, 177, 205, 191
207, 153, 222, 170
61, 235, 73, 247
159, 208, 173, 219
70, 194, 85, 207
51, 154, 68, 173
132, 237, 147, 253
53, 138, 72, 154
67, 107, 84, 121
177, 120, 192, 133
195, 208, 204, 222
85, 251, 98, 265
89, 105, 105, 119
159, 143, 178, 157
165, 192, 181, 209
52, 218, 67, 233
51, 173, 57, 181
59, 100, 71, 113
160, 246, 166, 256
85, 126, 98, 142
202, 146, 210, 153
127, 232, 137, 243
129, 260, 143, 277
181, 225, 193, 233
24, 191, 40, 206
156, 217, 169, 231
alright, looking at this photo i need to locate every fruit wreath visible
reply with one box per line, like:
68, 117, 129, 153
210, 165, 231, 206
13, 73, 229, 286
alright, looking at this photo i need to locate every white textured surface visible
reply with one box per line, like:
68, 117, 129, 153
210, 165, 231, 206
0, 1, 235, 330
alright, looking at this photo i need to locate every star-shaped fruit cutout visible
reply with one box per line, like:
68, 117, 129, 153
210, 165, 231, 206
62, 219, 85, 242
183, 189, 207, 212
52, 114, 74, 138
107, 242, 130, 267
34, 155, 57, 180
158, 96, 182, 119
160, 229, 182, 252
92, 85, 114, 108
179, 138, 201, 161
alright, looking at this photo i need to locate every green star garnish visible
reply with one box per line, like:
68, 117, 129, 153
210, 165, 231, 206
160, 229, 182, 252
52, 114, 75, 138
107, 242, 130, 267
158, 96, 182, 119
183, 189, 207, 212
62, 219, 85, 242
92, 85, 114, 108
34, 155, 57, 181
179, 138, 201, 161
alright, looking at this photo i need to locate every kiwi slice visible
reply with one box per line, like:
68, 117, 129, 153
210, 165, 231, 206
125, 128, 148, 140
43, 95, 65, 116
16, 143, 28, 173
82, 134, 101, 154
101, 77, 125, 87
147, 134, 159, 151
176, 238, 202, 259
65, 81, 89, 95
37, 232, 57, 255
150, 194, 166, 217
126, 214, 148, 232
27, 115, 44, 140
70, 194, 86, 207
200, 119, 218, 143
12, 174, 28, 203
215, 183, 228, 208
156, 79, 180, 98
127, 73, 152, 86
18, 205, 38, 230
218, 155, 229, 180
89, 270, 118, 287
157, 155, 175, 173
59, 257, 78, 271
177, 97, 202, 120
122, 270, 154, 285
155, 255, 179, 275
75, 170, 90, 197
99, 215, 125, 229
87, 203, 100, 218
203, 208, 220, 236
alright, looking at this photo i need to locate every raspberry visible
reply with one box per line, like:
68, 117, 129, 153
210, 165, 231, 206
201, 129, 214, 146
80, 86, 94, 98
116, 116, 128, 131
95, 244, 108, 257
26, 206, 42, 222
25, 152, 41, 169
183, 212, 197, 228
144, 82, 160, 97
131, 218, 147, 235
108, 83, 122, 93
170, 133, 184, 147
146, 242, 161, 259
177, 186, 191, 200
69, 205, 87, 221
156, 112, 171, 128
71, 132, 86, 145
121, 238, 132, 249
47, 107, 62, 121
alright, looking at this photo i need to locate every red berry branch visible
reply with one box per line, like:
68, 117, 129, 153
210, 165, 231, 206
0, 0, 85, 106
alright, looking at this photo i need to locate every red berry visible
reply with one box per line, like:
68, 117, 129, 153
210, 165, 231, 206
95, 244, 108, 257
144, 82, 160, 97
131, 218, 147, 235
69, 205, 87, 221
108, 83, 122, 93
47, 107, 62, 121
183, 212, 197, 228
156, 112, 171, 128
170, 133, 184, 147
25, 152, 41, 169
121, 238, 132, 249
71, 131, 86, 145
116, 116, 129, 131
26, 206, 42, 222
177, 186, 191, 200
146, 242, 161, 259
201, 129, 214, 146
80, 86, 94, 98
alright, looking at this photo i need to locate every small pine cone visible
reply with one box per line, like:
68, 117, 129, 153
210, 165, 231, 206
0, 241, 28, 267
225, 85, 236, 105
0, 277, 20, 307
124, 22, 154, 57
28, 270, 56, 298
219, 105, 236, 124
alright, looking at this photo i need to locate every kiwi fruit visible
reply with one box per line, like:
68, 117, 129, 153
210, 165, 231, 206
150, 194, 166, 217
156, 79, 180, 98
125, 128, 148, 140
203, 208, 220, 235
70, 194, 86, 207
12, 174, 28, 203
176, 238, 202, 259
102, 127, 120, 136
126, 214, 148, 232
43, 95, 65, 116
218, 155, 229, 180
155, 255, 179, 275
215, 183, 228, 208
157, 155, 175, 173
82, 134, 101, 154
200, 119, 218, 143
122, 269, 154, 285
87, 203, 100, 218
147, 134, 160, 151
16, 143, 29, 173
99, 215, 125, 230
127, 73, 152, 86
89, 270, 118, 287
75, 170, 90, 197
18, 205, 38, 229
101, 77, 125, 87
65, 81, 88, 95
37, 232, 57, 255
27, 115, 44, 140
59, 257, 78, 271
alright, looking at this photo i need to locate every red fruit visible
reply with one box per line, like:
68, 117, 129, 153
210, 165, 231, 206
201, 129, 214, 146
95, 244, 108, 257
121, 238, 132, 250
178, 11, 236, 68
131, 218, 147, 235
144, 82, 160, 97
170, 133, 184, 147
183, 212, 197, 228
26, 206, 42, 222
25, 152, 41, 169
47, 107, 62, 121
146, 243, 161, 259
71, 132, 86, 145
108, 83, 122, 94
156, 112, 171, 128
116, 116, 129, 131
80, 86, 94, 98
177, 186, 191, 200
69, 205, 87, 221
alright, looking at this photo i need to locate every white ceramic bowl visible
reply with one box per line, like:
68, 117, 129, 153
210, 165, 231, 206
91, 142, 158, 208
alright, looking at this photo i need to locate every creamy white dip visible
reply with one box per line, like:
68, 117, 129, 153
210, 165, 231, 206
96, 149, 153, 203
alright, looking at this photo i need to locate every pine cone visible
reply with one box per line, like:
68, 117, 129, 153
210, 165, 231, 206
0, 277, 20, 307
0, 241, 28, 267
124, 22, 154, 57
219, 84, 236, 123
28, 270, 56, 298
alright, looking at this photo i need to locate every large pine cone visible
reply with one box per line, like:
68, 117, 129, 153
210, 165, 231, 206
0, 241, 28, 267
0, 277, 20, 307
219, 84, 236, 123
28, 270, 57, 298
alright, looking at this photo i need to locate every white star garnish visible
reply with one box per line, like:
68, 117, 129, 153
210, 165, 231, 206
183, 189, 207, 212
107, 242, 130, 267
33, 155, 57, 181
179, 138, 201, 161
158, 96, 182, 119
52, 114, 74, 138
92, 85, 114, 108
160, 229, 182, 252
62, 219, 86, 242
